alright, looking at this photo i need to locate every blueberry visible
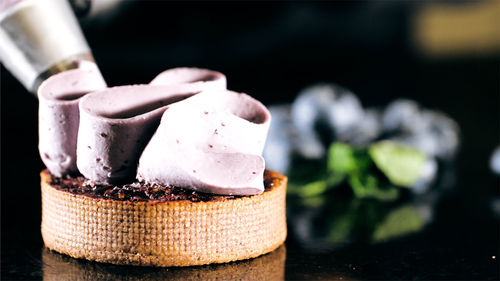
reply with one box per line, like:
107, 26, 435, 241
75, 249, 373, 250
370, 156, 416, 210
263, 141, 292, 173
293, 134, 326, 159
490, 146, 500, 175
341, 108, 382, 146
291, 84, 364, 157
411, 157, 438, 194
263, 105, 294, 173
420, 110, 460, 160
326, 89, 364, 136
384, 99, 460, 160
382, 99, 421, 134
291, 84, 338, 134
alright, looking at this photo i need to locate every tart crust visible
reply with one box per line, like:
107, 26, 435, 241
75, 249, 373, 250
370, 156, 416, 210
41, 170, 287, 267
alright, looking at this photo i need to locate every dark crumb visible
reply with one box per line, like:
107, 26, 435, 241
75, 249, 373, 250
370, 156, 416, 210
48, 170, 278, 203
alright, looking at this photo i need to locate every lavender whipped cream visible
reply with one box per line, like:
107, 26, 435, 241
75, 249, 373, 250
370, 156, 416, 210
38, 64, 271, 195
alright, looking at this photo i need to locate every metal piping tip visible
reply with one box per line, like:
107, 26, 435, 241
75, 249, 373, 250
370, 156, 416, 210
0, 0, 95, 93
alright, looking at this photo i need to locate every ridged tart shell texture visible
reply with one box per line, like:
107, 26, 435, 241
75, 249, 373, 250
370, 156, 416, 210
41, 170, 287, 267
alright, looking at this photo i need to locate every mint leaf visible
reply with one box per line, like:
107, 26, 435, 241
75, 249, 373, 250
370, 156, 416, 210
298, 180, 330, 197
327, 142, 371, 174
369, 141, 426, 187
327, 142, 400, 201
328, 142, 357, 173
349, 173, 400, 201
372, 205, 424, 242
287, 159, 330, 195
327, 209, 356, 243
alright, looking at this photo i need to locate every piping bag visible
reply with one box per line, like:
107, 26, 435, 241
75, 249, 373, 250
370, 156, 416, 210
0, 0, 100, 93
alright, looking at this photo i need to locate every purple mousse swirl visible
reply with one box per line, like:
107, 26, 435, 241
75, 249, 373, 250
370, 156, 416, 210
38, 65, 271, 195
38, 61, 106, 177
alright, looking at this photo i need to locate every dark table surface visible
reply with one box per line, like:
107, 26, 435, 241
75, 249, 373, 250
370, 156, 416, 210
1, 2, 499, 280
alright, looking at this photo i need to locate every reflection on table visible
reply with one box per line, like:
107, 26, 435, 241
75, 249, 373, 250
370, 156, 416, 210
42, 245, 286, 281
286, 184, 446, 252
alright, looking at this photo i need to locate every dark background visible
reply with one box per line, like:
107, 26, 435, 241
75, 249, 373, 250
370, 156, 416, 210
1, 1, 499, 280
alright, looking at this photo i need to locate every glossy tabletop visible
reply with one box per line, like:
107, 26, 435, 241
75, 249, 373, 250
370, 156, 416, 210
1, 2, 499, 280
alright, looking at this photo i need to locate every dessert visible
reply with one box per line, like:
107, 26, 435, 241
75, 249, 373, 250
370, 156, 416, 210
39, 64, 287, 266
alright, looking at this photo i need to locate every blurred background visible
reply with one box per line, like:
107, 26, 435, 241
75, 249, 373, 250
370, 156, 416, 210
1, 1, 499, 280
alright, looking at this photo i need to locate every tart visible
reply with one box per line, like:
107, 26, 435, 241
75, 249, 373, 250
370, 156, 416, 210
41, 169, 287, 267
38, 66, 285, 267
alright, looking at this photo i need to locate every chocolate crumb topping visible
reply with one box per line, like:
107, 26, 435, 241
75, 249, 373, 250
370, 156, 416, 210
47, 170, 281, 203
